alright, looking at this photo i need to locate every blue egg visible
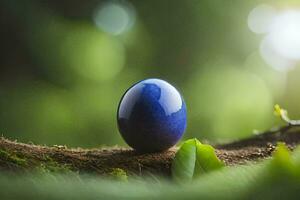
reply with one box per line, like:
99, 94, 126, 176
117, 78, 187, 152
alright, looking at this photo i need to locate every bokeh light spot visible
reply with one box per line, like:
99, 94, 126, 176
93, 1, 136, 35
60, 24, 125, 81
260, 37, 294, 71
248, 4, 276, 34
268, 10, 300, 60
249, 5, 300, 71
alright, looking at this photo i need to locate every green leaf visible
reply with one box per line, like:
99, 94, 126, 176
274, 104, 283, 117
108, 168, 128, 182
194, 141, 225, 177
172, 138, 224, 182
269, 142, 296, 176
272, 142, 291, 164
273, 104, 300, 125
272, 142, 292, 166
171, 139, 197, 182
291, 146, 300, 167
273, 104, 290, 123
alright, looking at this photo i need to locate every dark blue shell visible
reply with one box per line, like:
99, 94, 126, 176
117, 78, 187, 152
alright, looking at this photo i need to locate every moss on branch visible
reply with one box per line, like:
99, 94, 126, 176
1, 125, 300, 177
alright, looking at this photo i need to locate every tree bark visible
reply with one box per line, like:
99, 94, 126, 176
1, 125, 300, 177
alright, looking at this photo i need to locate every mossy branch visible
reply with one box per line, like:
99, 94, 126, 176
1, 125, 300, 176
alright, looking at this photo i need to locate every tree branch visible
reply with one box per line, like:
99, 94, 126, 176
1, 125, 300, 177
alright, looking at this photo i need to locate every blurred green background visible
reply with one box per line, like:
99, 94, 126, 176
1, 0, 300, 147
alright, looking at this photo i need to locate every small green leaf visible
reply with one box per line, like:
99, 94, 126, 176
269, 142, 295, 176
194, 141, 225, 177
274, 104, 290, 123
172, 139, 197, 183
274, 104, 283, 117
109, 168, 128, 182
291, 146, 300, 167
270, 143, 300, 178
272, 142, 292, 165
273, 104, 300, 125
172, 138, 224, 183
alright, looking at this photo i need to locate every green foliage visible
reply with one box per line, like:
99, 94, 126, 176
171, 139, 197, 182
2, 143, 300, 199
0, 149, 27, 166
274, 104, 300, 125
270, 143, 294, 173
171, 138, 224, 183
108, 168, 128, 182
36, 158, 72, 173
269, 142, 300, 178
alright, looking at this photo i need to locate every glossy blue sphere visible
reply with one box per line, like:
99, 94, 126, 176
117, 78, 187, 152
